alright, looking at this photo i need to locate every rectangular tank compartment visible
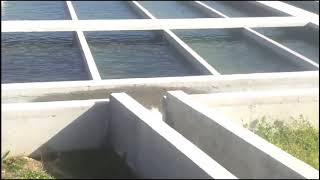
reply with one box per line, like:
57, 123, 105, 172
283, 1, 319, 15
1, 32, 90, 83
253, 25, 319, 64
72, 1, 142, 20
85, 31, 201, 79
139, 1, 209, 18
202, 1, 291, 17
1, 1, 70, 20
173, 28, 314, 74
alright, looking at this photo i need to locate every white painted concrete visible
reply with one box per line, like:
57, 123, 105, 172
2, 71, 318, 103
2, 99, 110, 157
190, 88, 319, 128
1, 17, 309, 32
65, 1, 101, 80
193, 1, 319, 69
163, 90, 319, 179
109, 93, 236, 179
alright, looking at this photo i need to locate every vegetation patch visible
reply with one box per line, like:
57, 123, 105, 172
1, 152, 54, 179
244, 115, 319, 170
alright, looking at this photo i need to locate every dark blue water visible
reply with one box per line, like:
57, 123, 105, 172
202, 1, 290, 17
174, 29, 313, 74
254, 26, 319, 64
284, 1, 319, 14
1, 1, 70, 20
140, 1, 208, 18
2, 32, 89, 83
85, 31, 200, 79
72, 1, 141, 19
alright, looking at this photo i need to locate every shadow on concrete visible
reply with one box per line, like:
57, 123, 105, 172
27, 101, 136, 179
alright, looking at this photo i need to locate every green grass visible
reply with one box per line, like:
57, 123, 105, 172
1, 153, 54, 179
244, 115, 319, 169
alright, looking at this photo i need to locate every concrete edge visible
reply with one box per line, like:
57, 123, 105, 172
166, 90, 319, 179
2, 71, 317, 90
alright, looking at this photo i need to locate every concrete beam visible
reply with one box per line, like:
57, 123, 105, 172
192, 1, 319, 69
109, 93, 236, 179
2, 71, 318, 103
65, 1, 101, 80
1, 17, 309, 33
163, 90, 319, 179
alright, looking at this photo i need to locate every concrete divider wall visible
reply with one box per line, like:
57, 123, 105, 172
2, 99, 110, 157
2, 71, 318, 103
109, 93, 236, 179
163, 90, 319, 179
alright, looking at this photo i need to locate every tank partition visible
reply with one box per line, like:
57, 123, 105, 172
2, 71, 318, 104
108, 93, 236, 179
2, 93, 236, 179
163, 90, 319, 179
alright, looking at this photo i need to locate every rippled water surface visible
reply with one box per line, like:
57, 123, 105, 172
72, 1, 141, 19
254, 26, 319, 64
2, 32, 89, 83
174, 29, 312, 74
85, 31, 200, 79
202, 1, 290, 17
140, 1, 208, 18
284, 1, 319, 14
1, 1, 69, 20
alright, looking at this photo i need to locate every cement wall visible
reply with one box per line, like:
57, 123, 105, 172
190, 88, 319, 128
109, 93, 236, 179
2, 99, 110, 157
163, 90, 319, 179
2, 71, 318, 105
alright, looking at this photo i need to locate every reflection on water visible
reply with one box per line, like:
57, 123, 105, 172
174, 29, 312, 74
140, 1, 208, 18
72, 1, 141, 20
1, 1, 69, 20
85, 31, 200, 79
254, 26, 319, 64
2, 32, 89, 83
